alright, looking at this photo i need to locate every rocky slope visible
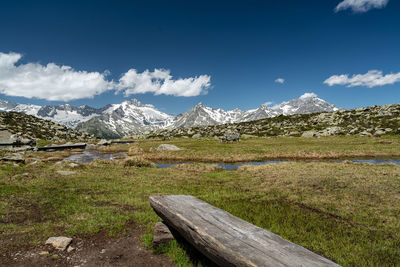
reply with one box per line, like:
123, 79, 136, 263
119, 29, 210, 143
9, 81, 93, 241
0, 111, 95, 142
149, 104, 400, 139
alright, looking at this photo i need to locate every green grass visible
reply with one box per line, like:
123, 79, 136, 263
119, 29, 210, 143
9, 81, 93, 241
107, 135, 400, 162
1, 136, 400, 266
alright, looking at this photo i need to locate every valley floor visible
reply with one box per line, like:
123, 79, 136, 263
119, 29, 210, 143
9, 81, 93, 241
1, 136, 400, 266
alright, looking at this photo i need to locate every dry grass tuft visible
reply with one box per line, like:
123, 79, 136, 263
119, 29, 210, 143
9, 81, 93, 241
123, 156, 155, 168
170, 163, 224, 173
128, 145, 144, 156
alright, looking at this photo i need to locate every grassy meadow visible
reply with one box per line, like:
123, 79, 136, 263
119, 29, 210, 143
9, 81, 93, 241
1, 136, 400, 266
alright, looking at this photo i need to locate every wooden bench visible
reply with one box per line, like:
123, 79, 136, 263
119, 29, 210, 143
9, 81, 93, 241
150, 195, 340, 267
220, 133, 240, 143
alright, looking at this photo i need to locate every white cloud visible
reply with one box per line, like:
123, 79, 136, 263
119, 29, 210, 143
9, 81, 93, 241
0, 52, 113, 101
118, 69, 211, 97
262, 101, 274, 107
275, 78, 285, 84
0, 52, 211, 101
324, 70, 400, 88
335, 0, 389, 13
299, 92, 318, 99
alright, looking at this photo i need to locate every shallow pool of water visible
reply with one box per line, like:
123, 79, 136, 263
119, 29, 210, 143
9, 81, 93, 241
155, 158, 400, 170
63, 150, 127, 163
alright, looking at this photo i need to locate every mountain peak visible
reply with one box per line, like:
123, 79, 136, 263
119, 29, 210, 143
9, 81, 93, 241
125, 98, 143, 106
195, 102, 205, 107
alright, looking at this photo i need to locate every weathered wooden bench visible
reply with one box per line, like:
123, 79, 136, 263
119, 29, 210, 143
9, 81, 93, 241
220, 133, 240, 143
150, 195, 340, 267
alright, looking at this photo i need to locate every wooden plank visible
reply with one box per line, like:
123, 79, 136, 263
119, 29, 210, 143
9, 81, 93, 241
150, 195, 340, 267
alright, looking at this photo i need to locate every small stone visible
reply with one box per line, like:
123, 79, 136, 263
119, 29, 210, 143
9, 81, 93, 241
56, 170, 76, 176
67, 246, 75, 253
69, 163, 79, 168
153, 222, 174, 246
38, 251, 49, 256
45, 236, 72, 251
100, 249, 106, 254
155, 144, 182, 151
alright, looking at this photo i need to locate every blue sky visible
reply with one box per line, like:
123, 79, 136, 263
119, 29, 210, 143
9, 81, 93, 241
0, 0, 399, 114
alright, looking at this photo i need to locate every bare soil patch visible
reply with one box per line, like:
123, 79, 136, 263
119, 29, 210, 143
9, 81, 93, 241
0, 224, 175, 267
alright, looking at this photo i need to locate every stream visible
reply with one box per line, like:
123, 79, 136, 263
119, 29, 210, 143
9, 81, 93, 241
63, 150, 400, 170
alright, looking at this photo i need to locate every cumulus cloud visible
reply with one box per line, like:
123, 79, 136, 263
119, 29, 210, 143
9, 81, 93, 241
0, 52, 211, 101
335, 0, 389, 13
118, 69, 211, 97
275, 78, 285, 84
324, 70, 400, 88
0, 52, 113, 101
299, 92, 318, 99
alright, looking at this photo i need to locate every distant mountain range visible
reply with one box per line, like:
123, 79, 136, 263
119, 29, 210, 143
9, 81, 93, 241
0, 94, 340, 138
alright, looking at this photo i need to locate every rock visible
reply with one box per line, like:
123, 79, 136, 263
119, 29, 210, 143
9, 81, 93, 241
38, 251, 49, 256
1, 154, 25, 163
12, 146, 35, 152
153, 222, 174, 246
12, 172, 29, 179
301, 130, 318, 138
374, 129, 386, 136
67, 246, 75, 253
359, 131, 372, 137
318, 127, 344, 137
97, 139, 111, 146
0, 130, 16, 144
155, 144, 182, 151
86, 144, 98, 150
56, 170, 76, 176
241, 134, 257, 139
45, 236, 72, 251
69, 163, 79, 168
191, 133, 202, 139
27, 160, 38, 166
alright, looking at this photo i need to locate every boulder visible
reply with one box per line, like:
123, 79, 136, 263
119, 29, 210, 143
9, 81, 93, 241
155, 144, 182, 151
97, 139, 111, 146
0, 130, 16, 144
153, 222, 174, 246
301, 130, 318, 138
192, 133, 202, 139
359, 131, 372, 137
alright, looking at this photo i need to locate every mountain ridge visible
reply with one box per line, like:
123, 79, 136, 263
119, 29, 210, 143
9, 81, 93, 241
0, 93, 340, 138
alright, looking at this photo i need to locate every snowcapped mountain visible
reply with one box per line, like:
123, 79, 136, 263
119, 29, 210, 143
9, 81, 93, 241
165, 93, 338, 130
0, 100, 106, 128
75, 99, 174, 139
272, 93, 340, 115
169, 103, 246, 129
0, 93, 340, 138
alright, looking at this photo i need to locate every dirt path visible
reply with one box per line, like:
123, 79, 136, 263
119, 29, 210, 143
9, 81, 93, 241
1, 225, 175, 267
